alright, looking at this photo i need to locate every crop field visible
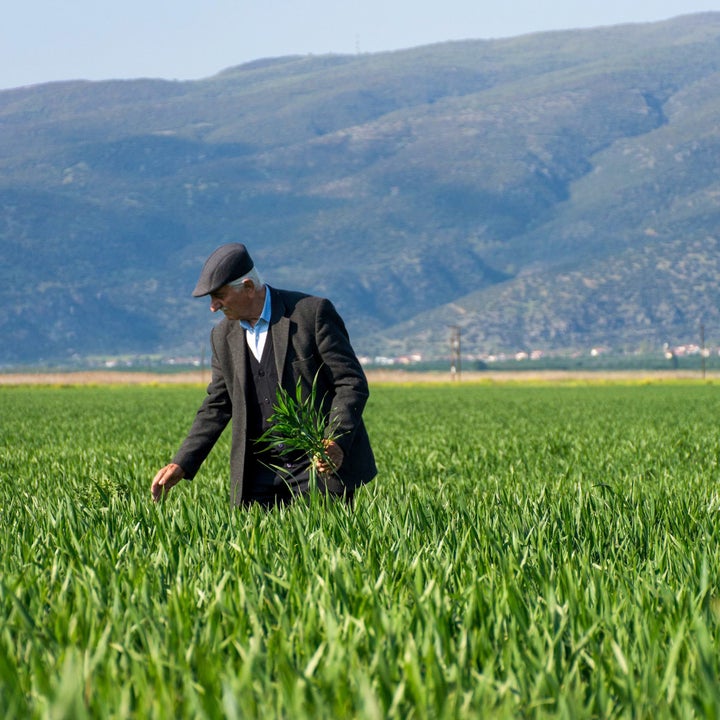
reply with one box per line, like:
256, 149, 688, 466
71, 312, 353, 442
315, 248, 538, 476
2, 380, 720, 718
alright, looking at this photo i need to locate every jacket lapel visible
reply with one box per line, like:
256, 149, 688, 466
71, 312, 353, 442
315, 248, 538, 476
269, 287, 290, 388
227, 320, 247, 397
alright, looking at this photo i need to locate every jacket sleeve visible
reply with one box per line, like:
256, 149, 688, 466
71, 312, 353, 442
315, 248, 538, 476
172, 334, 232, 479
314, 298, 370, 455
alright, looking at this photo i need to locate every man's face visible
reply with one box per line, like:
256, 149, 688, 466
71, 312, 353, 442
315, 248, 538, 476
209, 282, 259, 322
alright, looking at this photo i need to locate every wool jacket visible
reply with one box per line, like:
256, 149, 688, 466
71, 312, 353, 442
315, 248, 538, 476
173, 287, 377, 504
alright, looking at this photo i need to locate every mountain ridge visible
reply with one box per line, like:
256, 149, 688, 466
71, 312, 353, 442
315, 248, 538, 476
1, 12, 720, 364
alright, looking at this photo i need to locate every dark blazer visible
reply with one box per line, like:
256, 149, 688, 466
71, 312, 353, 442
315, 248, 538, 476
173, 287, 377, 504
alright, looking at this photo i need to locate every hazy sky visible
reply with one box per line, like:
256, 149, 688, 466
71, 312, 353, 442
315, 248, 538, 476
2, 0, 719, 91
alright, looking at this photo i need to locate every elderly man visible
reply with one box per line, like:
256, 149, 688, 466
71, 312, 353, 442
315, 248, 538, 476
151, 243, 376, 507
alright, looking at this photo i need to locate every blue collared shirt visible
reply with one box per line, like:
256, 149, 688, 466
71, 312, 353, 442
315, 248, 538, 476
240, 287, 272, 361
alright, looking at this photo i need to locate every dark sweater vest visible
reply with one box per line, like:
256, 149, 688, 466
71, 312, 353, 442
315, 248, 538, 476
244, 331, 308, 502
246, 330, 279, 442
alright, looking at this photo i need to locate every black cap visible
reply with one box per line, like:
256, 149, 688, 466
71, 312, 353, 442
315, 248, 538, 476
192, 243, 254, 297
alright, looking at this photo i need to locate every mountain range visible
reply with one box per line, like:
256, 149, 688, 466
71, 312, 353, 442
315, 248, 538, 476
2, 12, 720, 365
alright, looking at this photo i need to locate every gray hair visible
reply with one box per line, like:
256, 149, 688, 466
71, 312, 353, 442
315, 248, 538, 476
229, 267, 264, 290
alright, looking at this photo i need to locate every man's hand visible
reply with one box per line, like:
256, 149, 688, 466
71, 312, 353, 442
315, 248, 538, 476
151, 463, 185, 502
315, 440, 344, 476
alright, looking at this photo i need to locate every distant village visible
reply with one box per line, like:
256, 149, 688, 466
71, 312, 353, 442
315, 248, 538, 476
358, 343, 713, 368
92, 342, 716, 373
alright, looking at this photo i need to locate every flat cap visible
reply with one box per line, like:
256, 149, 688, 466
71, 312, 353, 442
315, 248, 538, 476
192, 243, 254, 297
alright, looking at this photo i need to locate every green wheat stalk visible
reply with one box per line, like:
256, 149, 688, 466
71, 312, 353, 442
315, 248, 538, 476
257, 371, 341, 493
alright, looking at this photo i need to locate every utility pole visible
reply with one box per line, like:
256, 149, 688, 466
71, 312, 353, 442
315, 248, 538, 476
701, 322, 706, 380
450, 326, 461, 381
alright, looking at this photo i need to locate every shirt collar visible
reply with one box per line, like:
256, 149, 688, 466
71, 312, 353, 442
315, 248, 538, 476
239, 286, 271, 333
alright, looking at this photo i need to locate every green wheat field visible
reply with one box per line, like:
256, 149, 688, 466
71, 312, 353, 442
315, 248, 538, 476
2, 380, 720, 718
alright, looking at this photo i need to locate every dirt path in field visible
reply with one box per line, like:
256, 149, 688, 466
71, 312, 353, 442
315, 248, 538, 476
0, 369, 715, 385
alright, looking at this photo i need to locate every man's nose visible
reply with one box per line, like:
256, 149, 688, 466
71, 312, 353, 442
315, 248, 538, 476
210, 298, 222, 312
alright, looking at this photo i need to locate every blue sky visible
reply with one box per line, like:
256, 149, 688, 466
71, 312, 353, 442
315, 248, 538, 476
2, 0, 719, 90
